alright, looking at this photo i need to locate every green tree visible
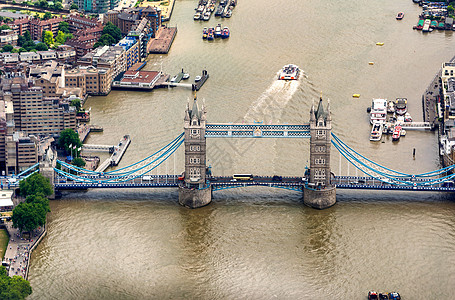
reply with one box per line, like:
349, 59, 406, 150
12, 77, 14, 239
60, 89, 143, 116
72, 157, 86, 168
35, 42, 48, 51
42, 11, 52, 20
0, 24, 10, 30
17, 35, 26, 46
0, 266, 32, 300
12, 203, 40, 233
102, 22, 122, 42
2, 44, 13, 52
100, 33, 116, 45
449, 5, 454, 14
70, 98, 81, 111
58, 128, 82, 155
24, 30, 31, 41
70, 3, 79, 9
55, 30, 65, 44
18, 47, 27, 53
26, 193, 50, 214
11, 48, 19, 53
19, 173, 53, 198
58, 21, 69, 34
43, 30, 54, 46
52, 2, 63, 9
22, 40, 35, 51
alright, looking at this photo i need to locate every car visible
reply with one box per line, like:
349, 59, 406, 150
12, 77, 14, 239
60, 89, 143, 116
358, 179, 366, 184
272, 175, 282, 181
349, 181, 359, 184
230, 178, 237, 182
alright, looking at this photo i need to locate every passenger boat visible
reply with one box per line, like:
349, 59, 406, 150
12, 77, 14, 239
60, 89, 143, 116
387, 100, 395, 113
202, 11, 211, 21
416, 19, 424, 30
370, 122, 384, 142
170, 75, 178, 83
368, 291, 378, 300
202, 27, 208, 39
278, 64, 300, 80
395, 98, 407, 115
370, 98, 387, 124
215, 5, 224, 16
392, 125, 402, 141
221, 26, 230, 38
404, 112, 412, 122
225, 9, 232, 18
396, 12, 404, 20
215, 24, 222, 37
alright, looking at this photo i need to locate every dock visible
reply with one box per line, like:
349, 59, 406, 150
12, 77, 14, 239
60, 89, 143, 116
148, 26, 177, 54
193, 69, 209, 91
77, 124, 104, 142
95, 135, 131, 172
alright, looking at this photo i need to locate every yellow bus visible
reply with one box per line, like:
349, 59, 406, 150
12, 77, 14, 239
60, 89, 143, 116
233, 174, 254, 181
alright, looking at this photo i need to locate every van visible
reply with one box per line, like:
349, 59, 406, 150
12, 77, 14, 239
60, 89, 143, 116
142, 175, 153, 181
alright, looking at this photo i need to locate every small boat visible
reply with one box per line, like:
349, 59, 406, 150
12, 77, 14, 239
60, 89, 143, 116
396, 12, 404, 20
195, 75, 202, 82
193, 12, 201, 20
221, 26, 230, 38
404, 112, 412, 122
423, 19, 431, 32
215, 24, 222, 37
388, 292, 401, 300
202, 11, 211, 21
401, 129, 407, 136
353, 94, 360, 98
395, 98, 407, 115
387, 101, 395, 113
379, 293, 389, 299
170, 75, 178, 83
376, 42, 384, 46
370, 122, 384, 142
369, 61, 374, 65
368, 291, 379, 300
202, 27, 208, 39
215, 5, 224, 16
278, 64, 300, 80
392, 125, 402, 141
182, 73, 190, 80
225, 9, 232, 18
370, 98, 387, 124
207, 27, 215, 40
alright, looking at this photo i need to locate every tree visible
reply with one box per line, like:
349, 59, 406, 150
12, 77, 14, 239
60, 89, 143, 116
102, 22, 122, 42
22, 40, 35, 51
19, 173, 53, 198
55, 30, 65, 44
35, 42, 48, 51
24, 30, 31, 41
0, 24, 10, 30
0, 266, 32, 300
52, 2, 63, 10
18, 47, 26, 53
17, 35, 26, 46
58, 128, 82, 155
70, 3, 79, 9
70, 98, 81, 111
72, 157, 86, 168
12, 202, 42, 233
43, 30, 54, 46
99, 33, 116, 45
42, 11, 52, 20
58, 21, 69, 34
11, 48, 19, 53
2, 44, 13, 52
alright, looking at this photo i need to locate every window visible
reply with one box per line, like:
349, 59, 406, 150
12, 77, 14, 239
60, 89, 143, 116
189, 157, 200, 164
316, 130, 326, 139
189, 145, 201, 151
315, 158, 325, 165
191, 129, 200, 137
316, 146, 325, 152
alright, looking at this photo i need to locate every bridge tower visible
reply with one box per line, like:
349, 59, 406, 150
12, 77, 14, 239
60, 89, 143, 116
304, 96, 336, 209
178, 94, 212, 208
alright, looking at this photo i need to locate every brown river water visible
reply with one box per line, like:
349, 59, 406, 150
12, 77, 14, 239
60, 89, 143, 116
28, 0, 455, 298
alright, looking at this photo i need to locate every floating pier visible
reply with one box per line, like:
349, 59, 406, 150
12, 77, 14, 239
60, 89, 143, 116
193, 70, 209, 91
95, 135, 131, 172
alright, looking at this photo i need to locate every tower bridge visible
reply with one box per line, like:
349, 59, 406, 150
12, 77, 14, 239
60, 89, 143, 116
19, 94, 454, 209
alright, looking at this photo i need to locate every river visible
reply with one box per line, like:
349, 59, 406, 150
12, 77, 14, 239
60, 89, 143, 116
28, 0, 455, 298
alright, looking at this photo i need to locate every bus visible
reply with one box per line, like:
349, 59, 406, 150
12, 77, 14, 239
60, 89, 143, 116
232, 174, 254, 181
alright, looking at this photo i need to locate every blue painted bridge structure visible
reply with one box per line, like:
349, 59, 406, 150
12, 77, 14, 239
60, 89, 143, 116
24, 96, 453, 209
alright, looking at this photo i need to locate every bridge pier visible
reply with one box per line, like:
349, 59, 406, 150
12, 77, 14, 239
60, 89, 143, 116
303, 186, 336, 209
178, 185, 212, 208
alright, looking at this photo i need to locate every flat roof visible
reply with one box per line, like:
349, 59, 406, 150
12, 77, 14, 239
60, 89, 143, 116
0, 190, 13, 208
121, 71, 159, 84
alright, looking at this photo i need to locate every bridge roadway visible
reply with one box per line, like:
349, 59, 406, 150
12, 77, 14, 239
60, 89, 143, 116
54, 174, 455, 192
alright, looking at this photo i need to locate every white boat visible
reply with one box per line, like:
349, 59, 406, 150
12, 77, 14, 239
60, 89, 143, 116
387, 101, 395, 113
170, 75, 178, 83
194, 12, 201, 20
215, 24, 222, 37
182, 73, 190, 80
195, 75, 202, 82
278, 64, 300, 80
370, 98, 387, 124
404, 112, 412, 122
370, 122, 384, 141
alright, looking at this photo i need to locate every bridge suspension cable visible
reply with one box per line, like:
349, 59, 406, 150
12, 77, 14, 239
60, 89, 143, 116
331, 133, 455, 186
55, 133, 184, 183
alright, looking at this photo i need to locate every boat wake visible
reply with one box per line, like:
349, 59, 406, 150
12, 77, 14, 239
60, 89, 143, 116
244, 75, 302, 123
